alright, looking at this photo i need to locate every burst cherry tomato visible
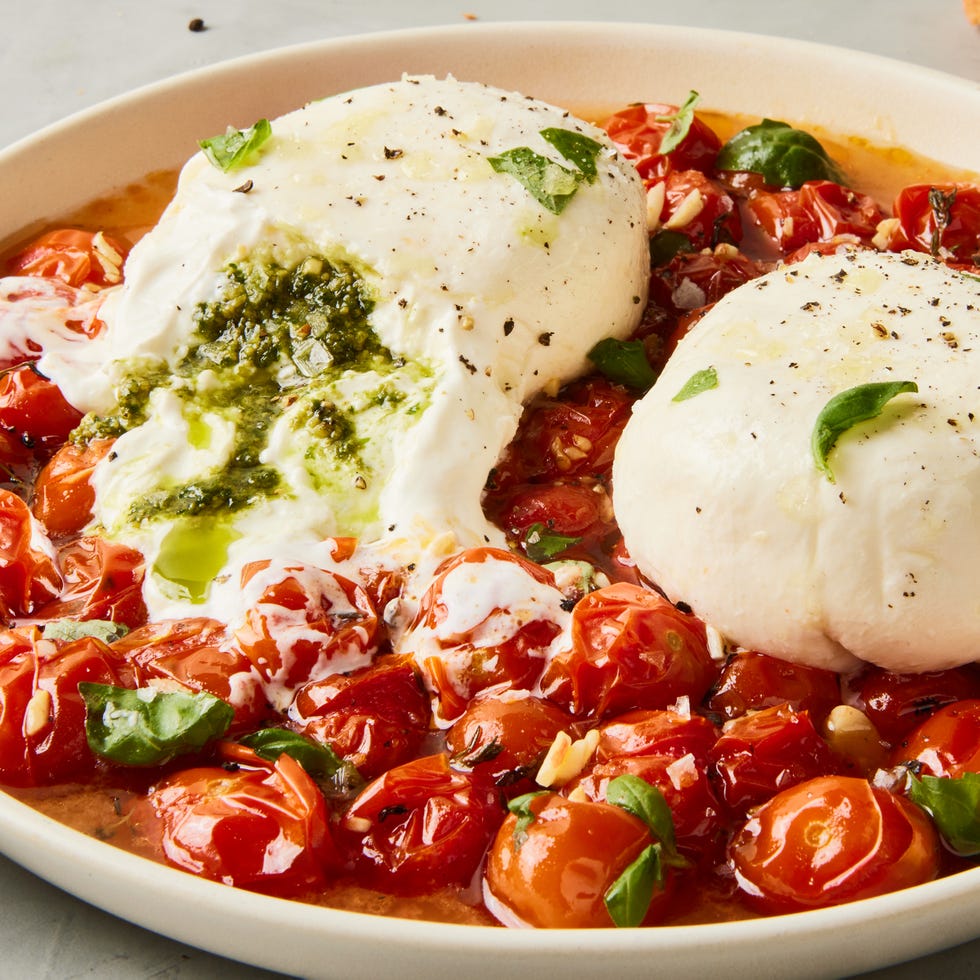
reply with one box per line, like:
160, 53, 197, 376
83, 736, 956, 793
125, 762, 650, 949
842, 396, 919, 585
883, 182, 980, 265
540, 582, 716, 719
31, 437, 115, 537
6, 229, 127, 289
597, 707, 719, 763
648, 248, 769, 316
0, 364, 83, 465
890, 700, 980, 777
0, 489, 61, 621
650, 170, 742, 250
730, 775, 941, 914
342, 753, 504, 894
130, 743, 339, 897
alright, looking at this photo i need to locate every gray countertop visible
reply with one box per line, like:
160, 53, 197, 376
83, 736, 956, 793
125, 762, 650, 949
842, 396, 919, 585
1, 2, 979, 977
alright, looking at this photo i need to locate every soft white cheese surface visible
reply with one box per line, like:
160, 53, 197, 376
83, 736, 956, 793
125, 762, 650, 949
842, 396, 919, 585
614, 250, 980, 673
41, 75, 647, 622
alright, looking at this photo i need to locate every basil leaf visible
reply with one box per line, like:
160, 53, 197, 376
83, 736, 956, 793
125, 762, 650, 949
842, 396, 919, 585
672, 366, 718, 402
928, 187, 957, 257
199, 118, 272, 172
507, 790, 549, 849
604, 843, 663, 927
811, 380, 918, 483
606, 774, 678, 853
42, 619, 129, 644
649, 229, 695, 266
487, 147, 581, 214
908, 772, 980, 855
524, 522, 581, 562
716, 119, 844, 189
655, 90, 700, 156
80, 682, 233, 766
588, 338, 657, 391
540, 128, 602, 183
239, 727, 364, 797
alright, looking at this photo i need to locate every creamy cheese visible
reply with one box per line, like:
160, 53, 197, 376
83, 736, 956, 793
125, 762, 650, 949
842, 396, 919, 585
614, 249, 980, 673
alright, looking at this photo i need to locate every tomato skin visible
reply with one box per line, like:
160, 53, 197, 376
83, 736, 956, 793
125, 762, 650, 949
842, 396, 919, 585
31, 437, 114, 538
131, 745, 339, 897
883, 182, 980, 265
707, 650, 841, 727
6, 229, 127, 289
0, 365, 83, 466
730, 775, 941, 914
0, 489, 62, 620
540, 583, 717, 720
342, 753, 504, 895
890, 700, 980, 777
597, 707, 719, 763
290, 655, 431, 780
651, 170, 743, 249
484, 792, 662, 928
648, 248, 769, 316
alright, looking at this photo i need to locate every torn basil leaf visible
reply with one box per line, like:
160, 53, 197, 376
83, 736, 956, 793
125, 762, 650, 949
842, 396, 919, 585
80, 682, 233, 766
908, 772, 980, 856
672, 366, 718, 402
604, 843, 662, 927
199, 118, 272, 172
540, 128, 602, 183
239, 727, 364, 796
588, 338, 657, 391
649, 229, 695, 266
607, 774, 678, 854
488, 147, 581, 214
524, 522, 582, 562
811, 380, 918, 483
42, 619, 129, 644
655, 90, 700, 156
507, 790, 549, 849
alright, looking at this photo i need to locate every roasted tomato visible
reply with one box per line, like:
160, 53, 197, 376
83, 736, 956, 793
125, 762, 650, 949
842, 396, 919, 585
648, 247, 769, 316
540, 582, 716, 719
730, 775, 941, 914
597, 707, 719, 764
0, 489, 62, 620
290, 654, 431, 779
890, 700, 980, 777
342, 753, 504, 894
31, 437, 115, 538
880, 182, 980, 265
648, 169, 742, 251
130, 743, 339, 897
5, 229, 127, 289
0, 364, 83, 465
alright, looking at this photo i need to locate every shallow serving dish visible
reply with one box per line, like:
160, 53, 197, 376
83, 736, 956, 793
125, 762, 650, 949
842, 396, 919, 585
1, 21, 979, 979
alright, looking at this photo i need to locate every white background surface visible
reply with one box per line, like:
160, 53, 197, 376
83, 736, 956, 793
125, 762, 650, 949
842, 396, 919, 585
0, 1, 978, 977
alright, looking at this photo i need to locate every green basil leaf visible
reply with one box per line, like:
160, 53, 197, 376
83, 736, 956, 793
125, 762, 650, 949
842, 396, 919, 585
604, 843, 663, 927
716, 118, 844, 189
42, 619, 129, 644
540, 128, 602, 183
80, 682, 233, 766
488, 147, 581, 214
811, 380, 918, 483
199, 118, 272, 172
672, 366, 718, 402
587, 338, 657, 391
908, 772, 980, 855
524, 522, 581, 562
655, 90, 700, 156
648, 229, 695, 266
606, 774, 678, 853
507, 790, 549, 849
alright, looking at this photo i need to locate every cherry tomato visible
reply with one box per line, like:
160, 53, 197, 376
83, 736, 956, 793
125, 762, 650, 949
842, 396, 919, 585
445, 689, 576, 791
540, 582, 717, 719
851, 665, 980, 744
234, 560, 379, 695
890, 700, 980, 777
648, 248, 769, 316
0, 627, 123, 786
290, 654, 431, 779
484, 792, 666, 928
601, 102, 722, 181
0, 489, 61, 620
342, 753, 504, 895
111, 618, 267, 729
746, 181, 886, 254
650, 170, 742, 250
130, 743, 339, 897
404, 548, 565, 725
0, 364, 83, 465
709, 704, 846, 814
707, 650, 841, 726
730, 775, 941, 914
597, 707, 719, 763
31, 437, 115, 538
883, 182, 980, 265
6, 229, 128, 289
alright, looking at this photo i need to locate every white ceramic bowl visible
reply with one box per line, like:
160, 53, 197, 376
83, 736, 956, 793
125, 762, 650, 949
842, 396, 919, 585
1, 22, 978, 980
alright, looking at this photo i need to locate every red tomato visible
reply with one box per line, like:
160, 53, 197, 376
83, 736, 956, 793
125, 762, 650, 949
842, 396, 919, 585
6, 229, 128, 289
597, 708, 719, 764
290, 654, 431, 779
31, 437, 115, 538
0, 365, 83, 465
405, 548, 565, 725
111, 618, 266, 729
0, 627, 123, 786
130, 743, 339, 897
234, 560, 379, 694
32, 535, 146, 628
342, 753, 504, 894
707, 650, 841, 726
851, 666, 980, 744
445, 689, 576, 791
883, 182, 980, 265
730, 775, 941, 913
890, 700, 980, 777
651, 170, 742, 250
601, 102, 722, 181
540, 582, 717, 720
746, 181, 886, 254
484, 792, 667, 928
708, 704, 846, 814
0, 489, 62, 620
649, 248, 769, 316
